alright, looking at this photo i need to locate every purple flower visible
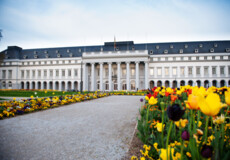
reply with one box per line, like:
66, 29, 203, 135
167, 104, 185, 121
140, 98, 144, 102
181, 130, 190, 140
201, 145, 213, 158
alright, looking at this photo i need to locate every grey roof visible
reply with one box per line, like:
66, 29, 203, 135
1, 40, 230, 60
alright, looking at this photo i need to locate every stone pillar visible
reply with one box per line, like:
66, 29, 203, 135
162, 67, 165, 78
217, 66, 220, 77
224, 65, 228, 77
91, 63, 95, 91
108, 62, 112, 91
201, 66, 204, 78
117, 62, 121, 90
135, 61, 139, 90
83, 63, 86, 91
100, 63, 103, 91
53, 81, 55, 90
35, 81, 38, 90
208, 66, 212, 78
71, 68, 74, 80
126, 62, 130, 90
65, 81, 68, 91
59, 81, 62, 91
169, 66, 172, 78
193, 66, 196, 78
185, 66, 188, 78
145, 61, 149, 89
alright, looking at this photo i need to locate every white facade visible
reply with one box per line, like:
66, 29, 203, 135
0, 50, 230, 91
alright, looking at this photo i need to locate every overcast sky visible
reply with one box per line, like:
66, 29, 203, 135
0, 0, 230, 51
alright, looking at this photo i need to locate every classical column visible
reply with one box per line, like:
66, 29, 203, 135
91, 63, 95, 91
162, 67, 165, 78
59, 81, 62, 91
201, 66, 204, 78
35, 81, 38, 90
193, 66, 196, 78
53, 81, 55, 90
71, 81, 74, 90
145, 61, 149, 89
135, 61, 139, 90
208, 66, 212, 78
65, 69, 68, 79
100, 63, 103, 91
117, 62, 121, 90
224, 66, 228, 77
185, 66, 188, 78
217, 66, 220, 77
83, 63, 86, 91
126, 62, 130, 90
108, 62, 112, 91
65, 81, 68, 91
71, 68, 74, 80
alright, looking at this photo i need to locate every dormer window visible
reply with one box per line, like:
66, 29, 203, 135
210, 48, 214, 53
170, 45, 173, 49
34, 55, 38, 58
185, 44, 188, 48
5, 51, 7, 55
226, 48, 230, 52
57, 54, 61, 58
44, 50, 48, 54
23, 55, 27, 59
195, 49, 199, 53
67, 49, 70, 53
69, 53, 73, 57
132, 46, 135, 51
56, 50, 59, 53
150, 50, 153, 54
156, 45, 159, 49
199, 44, 203, 48
100, 47, 103, 52
5, 55, 9, 59
214, 43, 218, 47
164, 50, 168, 54
179, 49, 183, 54
45, 54, 49, 58
79, 48, 82, 52
115, 47, 119, 51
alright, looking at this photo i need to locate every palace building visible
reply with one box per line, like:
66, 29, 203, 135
0, 40, 230, 91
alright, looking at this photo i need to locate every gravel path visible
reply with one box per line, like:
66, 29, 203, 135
0, 95, 143, 160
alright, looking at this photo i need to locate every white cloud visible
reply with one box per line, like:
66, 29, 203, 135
0, 0, 229, 51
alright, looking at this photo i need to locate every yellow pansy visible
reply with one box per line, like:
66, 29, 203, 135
149, 96, 158, 105
213, 114, 225, 124
198, 93, 222, 116
175, 119, 188, 128
186, 152, 192, 158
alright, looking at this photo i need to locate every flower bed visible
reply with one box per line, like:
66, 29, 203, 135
132, 86, 230, 160
0, 92, 109, 119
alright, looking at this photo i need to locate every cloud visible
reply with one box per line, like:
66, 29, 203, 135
0, 0, 229, 51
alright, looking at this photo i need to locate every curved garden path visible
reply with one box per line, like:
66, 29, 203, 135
0, 95, 143, 160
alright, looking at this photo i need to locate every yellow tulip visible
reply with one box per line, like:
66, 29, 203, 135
145, 96, 149, 101
198, 93, 222, 117
225, 91, 230, 106
185, 94, 200, 110
149, 96, 158, 105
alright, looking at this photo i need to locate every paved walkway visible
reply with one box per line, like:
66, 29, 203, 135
0, 96, 143, 160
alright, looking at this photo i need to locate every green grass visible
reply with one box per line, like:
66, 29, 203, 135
0, 90, 80, 97
0, 98, 7, 100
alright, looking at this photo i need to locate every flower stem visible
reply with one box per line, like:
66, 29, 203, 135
180, 141, 184, 160
204, 116, 209, 143
166, 121, 173, 160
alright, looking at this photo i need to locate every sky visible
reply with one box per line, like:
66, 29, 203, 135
0, 0, 230, 51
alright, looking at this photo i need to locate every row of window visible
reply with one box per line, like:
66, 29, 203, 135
149, 66, 230, 76
152, 55, 229, 61
1, 70, 12, 79
20, 69, 79, 79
